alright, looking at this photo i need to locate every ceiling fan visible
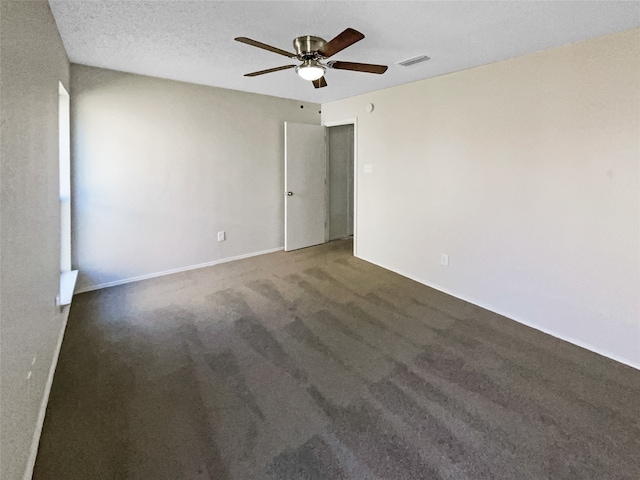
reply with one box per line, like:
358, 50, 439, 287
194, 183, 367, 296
235, 28, 388, 89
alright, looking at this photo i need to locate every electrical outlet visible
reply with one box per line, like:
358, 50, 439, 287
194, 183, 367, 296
217, 231, 226, 242
440, 253, 449, 266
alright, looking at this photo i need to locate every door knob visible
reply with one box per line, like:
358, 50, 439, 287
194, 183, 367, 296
286, 192, 293, 196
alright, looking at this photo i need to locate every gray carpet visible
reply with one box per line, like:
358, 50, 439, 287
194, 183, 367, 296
34, 239, 640, 479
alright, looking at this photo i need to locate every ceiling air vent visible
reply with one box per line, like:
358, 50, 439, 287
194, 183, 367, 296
397, 55, 430, 67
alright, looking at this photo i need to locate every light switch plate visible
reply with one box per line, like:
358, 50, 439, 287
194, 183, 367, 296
217, 231, 226, 242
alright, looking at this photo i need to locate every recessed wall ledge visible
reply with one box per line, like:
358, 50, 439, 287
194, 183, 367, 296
58, 270, 78, 306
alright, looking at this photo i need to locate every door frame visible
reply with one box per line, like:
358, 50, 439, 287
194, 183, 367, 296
323, 118, 358, 256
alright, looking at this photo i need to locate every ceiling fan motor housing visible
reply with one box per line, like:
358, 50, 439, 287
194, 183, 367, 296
294, 35, 326, 59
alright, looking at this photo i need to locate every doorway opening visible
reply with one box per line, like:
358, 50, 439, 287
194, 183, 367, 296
283, 119, 357, 255
325, 120, 356, 255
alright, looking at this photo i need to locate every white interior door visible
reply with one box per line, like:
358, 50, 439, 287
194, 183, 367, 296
284, 122, 326, 251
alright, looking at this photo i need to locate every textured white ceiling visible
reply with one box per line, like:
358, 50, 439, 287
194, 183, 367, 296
48, 1, 640, 103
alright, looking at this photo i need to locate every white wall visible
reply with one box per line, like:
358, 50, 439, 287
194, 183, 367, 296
0, 1, 70, 479
71, 65, 320, 291
322, 29, 640, 368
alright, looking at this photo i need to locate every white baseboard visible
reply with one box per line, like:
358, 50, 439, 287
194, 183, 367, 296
354, 253, 640, 371
23, 305, 72, 480
75, 247, 284, 294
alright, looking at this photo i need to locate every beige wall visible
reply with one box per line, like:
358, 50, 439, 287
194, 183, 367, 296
0, 1, 70, 479
322, 29, 640, 368
71, 65, 320, 291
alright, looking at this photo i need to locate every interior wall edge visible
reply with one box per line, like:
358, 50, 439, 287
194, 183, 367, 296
74, 246, 284, 294
354, 253, 640, 371
21, 304, 71, 480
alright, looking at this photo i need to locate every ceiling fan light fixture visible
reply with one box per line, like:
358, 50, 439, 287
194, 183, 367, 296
236, 28, 388, 87
296, 60, 325, 81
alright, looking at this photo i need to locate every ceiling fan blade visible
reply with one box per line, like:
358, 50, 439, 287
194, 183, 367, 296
244, 65, 296, 77
312, 76, 327, 89
327, 61, 388, 74
318, 28, 364, 58
235, 37, 296, 58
